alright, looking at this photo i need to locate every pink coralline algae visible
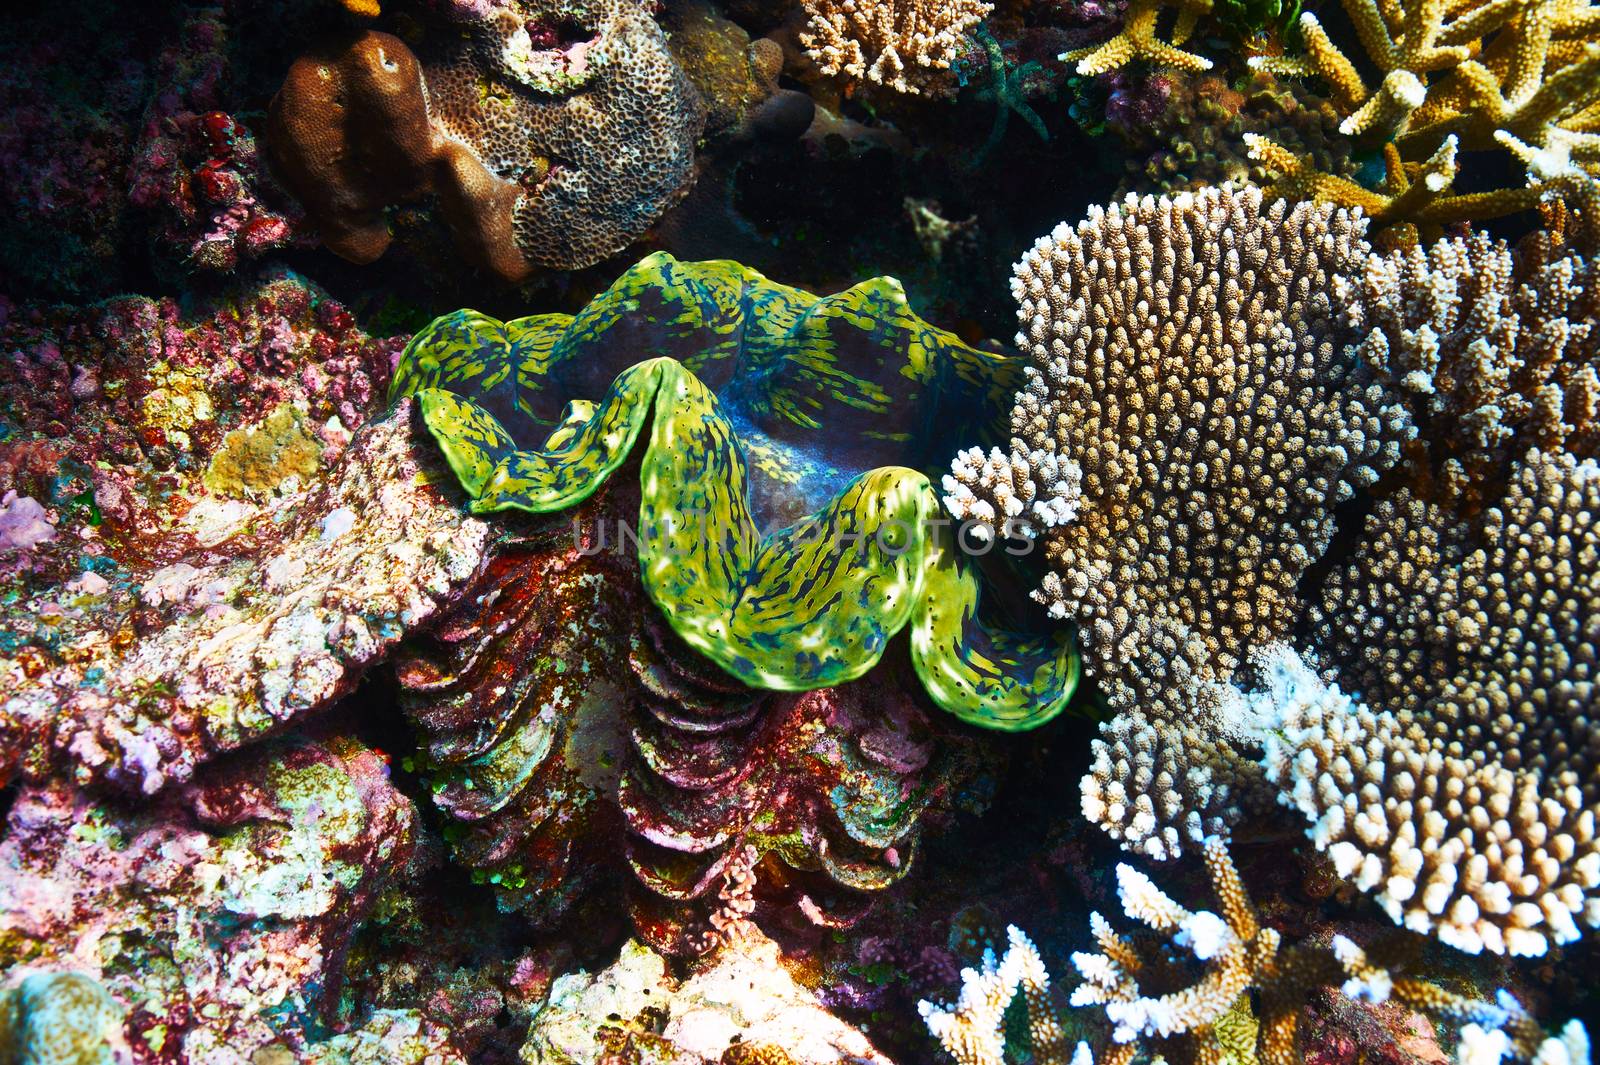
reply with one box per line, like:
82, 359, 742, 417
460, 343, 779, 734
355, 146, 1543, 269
0, 735, 437, 1062
0, 278, 493, 794
126, 7, 307, 274
0, 491, 55, 552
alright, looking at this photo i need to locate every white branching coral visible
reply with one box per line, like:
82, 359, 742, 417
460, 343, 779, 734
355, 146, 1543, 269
1070, 837, 1283, 1054
942, 445, 1081, 542
799, 0, 991, 96
988, 186, 1412, 859
925, 837, 1592, 1065
917, 926, 1073, 1065
1266, 448, 1600, 958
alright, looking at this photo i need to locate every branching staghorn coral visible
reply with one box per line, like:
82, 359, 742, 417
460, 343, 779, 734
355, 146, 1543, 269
1259, 447, 1600, 957
1245, 0, 1600, 228
945, 186, 1413, 859
1334, 224, 1599, 505
921, 838, 1593, 1064
1061, 0, 1217, 75
799, 0, 992, 96
394, 252, 1079, 731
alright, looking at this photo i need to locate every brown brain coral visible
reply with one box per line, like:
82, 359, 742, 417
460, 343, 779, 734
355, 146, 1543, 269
270, 1, 703, 280
945, 186, 1415, 859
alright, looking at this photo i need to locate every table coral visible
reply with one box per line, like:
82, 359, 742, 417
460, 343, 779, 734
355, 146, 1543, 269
1335, 223, 1598, 506
1261, 448, 1600, 958
798, 0, 993, 96
0, 278, 491, 794
269, 0, 704, 281
0, 736, 430, 1062
1247, 0, 1600, 229
945, 186, 1412, 859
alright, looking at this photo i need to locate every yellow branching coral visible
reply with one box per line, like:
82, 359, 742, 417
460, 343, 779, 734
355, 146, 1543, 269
1247, 0, 1600, 227
799, 0, 992, 95
1061, 0, 1216, 75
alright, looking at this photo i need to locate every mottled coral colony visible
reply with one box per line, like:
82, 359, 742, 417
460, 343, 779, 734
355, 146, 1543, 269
1, 0, 1599, 1061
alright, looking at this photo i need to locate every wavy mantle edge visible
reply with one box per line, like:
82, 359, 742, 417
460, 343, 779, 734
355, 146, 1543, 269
395, 351, 1078, 731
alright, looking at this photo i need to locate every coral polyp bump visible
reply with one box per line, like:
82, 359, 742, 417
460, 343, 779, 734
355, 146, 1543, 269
391, 252, 1080, 728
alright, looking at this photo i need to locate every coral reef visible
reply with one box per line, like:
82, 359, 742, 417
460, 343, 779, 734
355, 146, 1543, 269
0, 971, 127, 1064
128, 7, 305, 275
1247, 0, 1600, 228
270, 0, 705, 281
946, 185, 1412, 859
1336, 224, 1599, 506
0, 277, 490, 793
1062, 0, 1216, 75
0, 735, 431, 1060
1261, 449, 1600, 957
798, 0, 992, 96
1108, 70, 1357, 200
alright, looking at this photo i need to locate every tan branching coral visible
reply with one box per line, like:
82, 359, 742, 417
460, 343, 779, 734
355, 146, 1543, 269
1334, 225, 1599, 504
1247, 0, 1600, 229
918, 926, 1074, 1065
963, 186, 1413, 859
1062, 0, 1216, 75
1262, 448, 1600, 957
923, 838, 1590, 1064
799, 0, 992, 96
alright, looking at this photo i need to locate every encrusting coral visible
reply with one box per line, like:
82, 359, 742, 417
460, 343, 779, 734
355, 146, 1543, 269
270, 0, 703, 281
1245, 0, 1600, 228
799, 0, 993, 96
0, 736, 436, 1060
945, 185, 1413, 860
920, 837, 1593, 1065
0, 971, 127, 1065
523, 934, 893, 1063
0, 277, 492, 796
